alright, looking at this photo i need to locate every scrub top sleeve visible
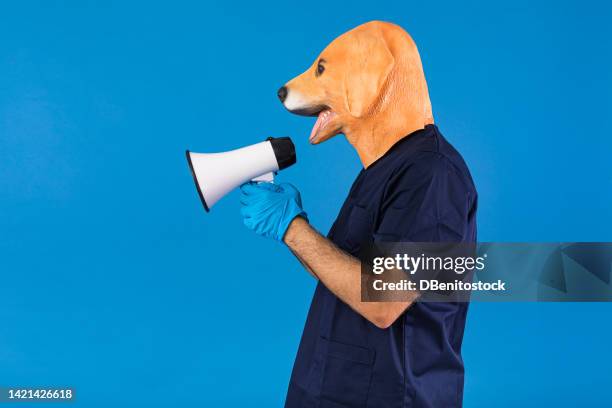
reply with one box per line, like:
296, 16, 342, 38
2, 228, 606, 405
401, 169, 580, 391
374, 155, 468, 242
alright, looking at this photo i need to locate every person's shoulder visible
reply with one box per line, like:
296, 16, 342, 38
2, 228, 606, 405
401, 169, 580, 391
435, 126, 471, 163
377, 125, 475, 187
392, 125, 452, 163
394, 147, 475, 193
395, 150, 452, 181
420, 126, 476, 190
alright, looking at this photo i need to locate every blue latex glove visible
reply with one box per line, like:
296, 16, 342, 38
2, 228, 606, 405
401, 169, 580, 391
239, 181, 308, 241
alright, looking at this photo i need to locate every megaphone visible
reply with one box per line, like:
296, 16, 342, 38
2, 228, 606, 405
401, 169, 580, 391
186, 137, 296, 212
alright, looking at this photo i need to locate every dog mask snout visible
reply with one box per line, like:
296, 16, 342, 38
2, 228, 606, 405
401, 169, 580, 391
277, 86, 288, 103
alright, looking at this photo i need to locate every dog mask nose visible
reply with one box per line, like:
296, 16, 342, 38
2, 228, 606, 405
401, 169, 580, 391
277, 86, 288, 103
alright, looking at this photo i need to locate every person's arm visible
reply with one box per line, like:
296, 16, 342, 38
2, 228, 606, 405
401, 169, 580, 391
288, 245, 319, 280
284, 217, 417, 329
239, 164, 464, 329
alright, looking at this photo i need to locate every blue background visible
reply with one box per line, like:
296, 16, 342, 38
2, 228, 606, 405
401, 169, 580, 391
1, 1, 611, 406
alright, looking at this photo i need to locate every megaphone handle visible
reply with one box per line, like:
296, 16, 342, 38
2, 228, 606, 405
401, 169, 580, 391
251, 172, 275, 183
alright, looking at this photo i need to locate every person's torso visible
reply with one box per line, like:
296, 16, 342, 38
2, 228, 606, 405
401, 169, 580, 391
285, 125, 478, 408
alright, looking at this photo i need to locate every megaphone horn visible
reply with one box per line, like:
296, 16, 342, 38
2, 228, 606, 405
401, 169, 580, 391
186, 137, 296, 212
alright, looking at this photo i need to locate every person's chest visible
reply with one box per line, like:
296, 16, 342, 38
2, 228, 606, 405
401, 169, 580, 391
328, 170, 390, 255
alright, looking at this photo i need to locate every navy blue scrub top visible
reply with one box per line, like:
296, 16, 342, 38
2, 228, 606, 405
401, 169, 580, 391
285, 125, 478, 408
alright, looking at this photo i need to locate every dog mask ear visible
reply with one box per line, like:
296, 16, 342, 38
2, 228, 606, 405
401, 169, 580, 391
343, 30, 394, 118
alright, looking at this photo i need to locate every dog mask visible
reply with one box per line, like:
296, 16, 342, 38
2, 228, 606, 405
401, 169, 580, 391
278, 21, 433, 147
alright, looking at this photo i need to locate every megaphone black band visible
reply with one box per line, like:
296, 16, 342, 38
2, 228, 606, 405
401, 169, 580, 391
185, 150, 210, 212
267, 137, 296, 170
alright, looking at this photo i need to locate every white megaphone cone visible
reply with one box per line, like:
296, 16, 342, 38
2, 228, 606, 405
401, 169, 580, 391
186, 137, 296, 211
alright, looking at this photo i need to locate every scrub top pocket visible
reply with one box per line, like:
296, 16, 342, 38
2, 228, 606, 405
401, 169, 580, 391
342, 205, 373, 254
319, 337, 375, 407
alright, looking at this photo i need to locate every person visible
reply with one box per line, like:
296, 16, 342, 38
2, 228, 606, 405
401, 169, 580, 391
239, 124, 478, 407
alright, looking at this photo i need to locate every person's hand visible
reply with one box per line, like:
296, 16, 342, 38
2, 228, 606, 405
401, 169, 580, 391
239, 181, 308, 242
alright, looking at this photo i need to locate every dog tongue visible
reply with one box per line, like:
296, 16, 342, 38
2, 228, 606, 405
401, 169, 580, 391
310, 111, 325, 142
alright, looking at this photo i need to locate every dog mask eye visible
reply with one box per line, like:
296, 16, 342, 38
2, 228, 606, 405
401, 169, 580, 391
316, 59, 325, 76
